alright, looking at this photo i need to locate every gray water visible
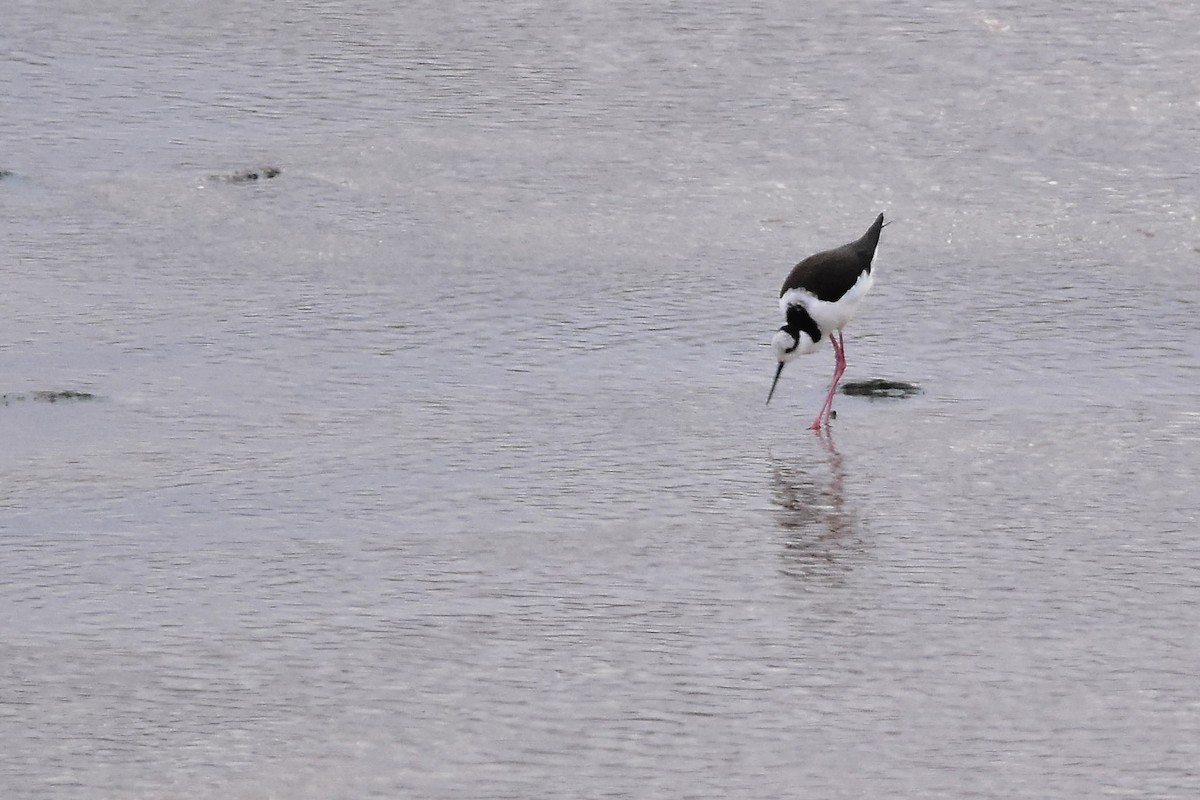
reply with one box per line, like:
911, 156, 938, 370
3, 1, 1200, 797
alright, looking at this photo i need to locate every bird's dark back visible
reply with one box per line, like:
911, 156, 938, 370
779, 214, 884, 303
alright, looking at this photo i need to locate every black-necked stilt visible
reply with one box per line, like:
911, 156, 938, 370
766, 214, 886, 430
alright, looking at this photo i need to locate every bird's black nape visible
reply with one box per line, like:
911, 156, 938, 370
766, 361, 785, 405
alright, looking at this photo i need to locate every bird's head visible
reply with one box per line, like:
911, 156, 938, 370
772, 328, 801, 364
767, 328, 800, 404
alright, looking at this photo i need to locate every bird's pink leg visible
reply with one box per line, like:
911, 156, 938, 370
810, 333, 847, 430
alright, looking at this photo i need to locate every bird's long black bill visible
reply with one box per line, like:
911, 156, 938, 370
766, 362, 785, 405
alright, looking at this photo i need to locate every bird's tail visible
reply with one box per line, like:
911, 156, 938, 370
855, 213, 886, 259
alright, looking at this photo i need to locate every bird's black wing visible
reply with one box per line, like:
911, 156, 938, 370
779, 214, 884, 302
779, 246, 867, 303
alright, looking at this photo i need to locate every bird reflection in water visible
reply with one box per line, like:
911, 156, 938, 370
770, 431, 863, 582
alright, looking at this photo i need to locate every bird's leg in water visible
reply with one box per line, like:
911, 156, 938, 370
810, 333, 847, 430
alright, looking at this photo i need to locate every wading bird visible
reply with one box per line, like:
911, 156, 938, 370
766, 214, 886, 430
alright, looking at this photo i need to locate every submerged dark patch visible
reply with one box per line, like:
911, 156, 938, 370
840, 379, 921, 399
2, 389, 97, 405
220, 166, 282, 183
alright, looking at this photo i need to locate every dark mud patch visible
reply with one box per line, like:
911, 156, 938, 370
219, 166, 282, 183
3, 390, 97, 405
841, 379, 921, 399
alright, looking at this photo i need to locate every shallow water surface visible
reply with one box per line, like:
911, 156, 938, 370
2, 0, 1199, 797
